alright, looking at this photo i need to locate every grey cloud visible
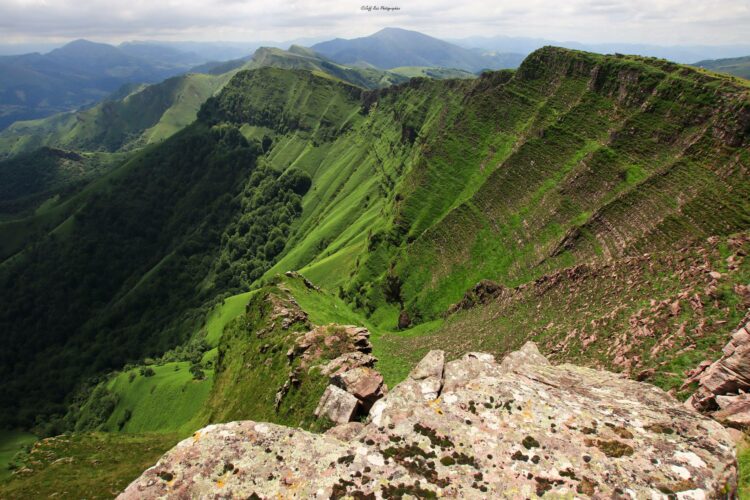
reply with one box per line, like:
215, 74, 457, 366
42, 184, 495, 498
0, 0, 747, 45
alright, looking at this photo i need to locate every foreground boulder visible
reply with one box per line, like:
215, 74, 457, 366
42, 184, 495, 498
120, 343, 737, 498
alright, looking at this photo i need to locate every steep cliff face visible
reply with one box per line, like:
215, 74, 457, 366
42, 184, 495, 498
390, 47, 750, 320
121, 344, 737, 499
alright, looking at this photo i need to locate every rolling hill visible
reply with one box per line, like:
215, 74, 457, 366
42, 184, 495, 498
312, 27, 524, 72
694, 55, 750, 80
0, 39, 214, 132
1, 46, 749, 496
0, 44, 475, 161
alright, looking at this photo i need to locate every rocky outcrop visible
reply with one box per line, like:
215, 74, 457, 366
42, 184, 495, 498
446, 279, 509, 315
121, 343, 737, 499
285, 323, 386, 423
686, 320, 750, 428
260, 292, 310, 331
284, 270, 320, 291
397, 310, 411, 329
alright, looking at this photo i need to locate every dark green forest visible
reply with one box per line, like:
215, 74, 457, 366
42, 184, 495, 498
0, 120, 310, 429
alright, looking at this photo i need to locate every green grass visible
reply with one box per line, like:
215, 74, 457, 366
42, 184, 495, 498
203, 290, 258, 346
0, 432, 177, 499
0, 431, 36, 480
102, 362, 214, 436
740, 437, 750, 499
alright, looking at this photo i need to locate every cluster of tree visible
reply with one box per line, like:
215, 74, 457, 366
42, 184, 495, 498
0, 148, 117, 216
213, 166, 311, 292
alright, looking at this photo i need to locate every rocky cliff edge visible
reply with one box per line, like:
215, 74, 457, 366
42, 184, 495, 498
120, 342, 737, 499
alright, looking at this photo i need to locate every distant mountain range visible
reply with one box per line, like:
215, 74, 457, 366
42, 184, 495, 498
450, 35, 750, 64
0, 39, 216, 131
693, 55, 750, 80
2, 29, 748, 134
312, 28, 524, 72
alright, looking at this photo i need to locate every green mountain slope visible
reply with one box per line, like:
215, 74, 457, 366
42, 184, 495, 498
694, 55, 750, 80
0, 71, 234, 157
0, 67, 360, 428
245, 48, 748, 330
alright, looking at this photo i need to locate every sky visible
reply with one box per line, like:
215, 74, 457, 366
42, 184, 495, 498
0, 0, 748, 46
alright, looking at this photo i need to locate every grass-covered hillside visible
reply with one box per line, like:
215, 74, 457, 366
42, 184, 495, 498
1, 46, 749, 496
253, 47, 750, 328
0, 71, 236, 158
0, 66, 363, 429
694, 55, 750, 80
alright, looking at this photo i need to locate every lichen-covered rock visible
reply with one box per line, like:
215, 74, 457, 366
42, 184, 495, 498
314, 384, 359, 424
324, 421, 365, 441
498, 340, 550, 372
121, 344, 737, 499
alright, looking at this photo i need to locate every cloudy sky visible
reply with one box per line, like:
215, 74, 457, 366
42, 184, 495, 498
0, 0, 748, 46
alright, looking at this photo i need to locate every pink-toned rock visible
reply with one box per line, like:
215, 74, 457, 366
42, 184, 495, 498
121, 347, 738, 499
409, 349, 445, 400
314, 385, 359, 424
333, 366, 384, 403
725, 427, 746, 444
325, 421, 365, 441
443, 352, 500, 392
714, 393, 750, 428
690, 322, 750, 411
499, 341, 550, 372
669, 300, 681, 316
320, 351, 377, 377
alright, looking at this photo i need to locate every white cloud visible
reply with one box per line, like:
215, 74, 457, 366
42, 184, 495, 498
0, 0, 747, 45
